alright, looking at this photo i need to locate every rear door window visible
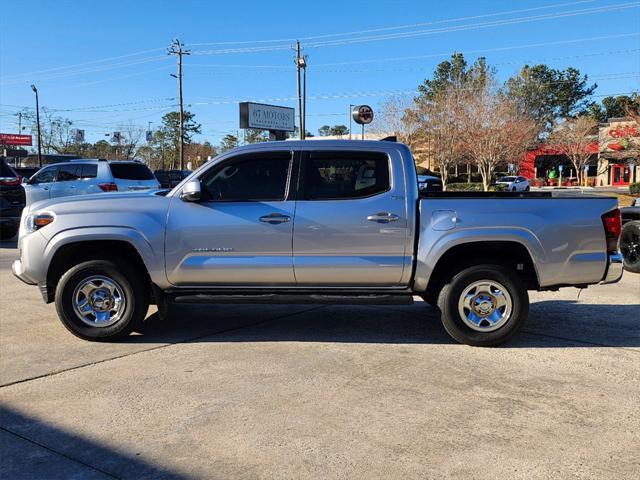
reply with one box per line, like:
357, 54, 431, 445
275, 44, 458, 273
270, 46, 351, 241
56, 164, 80, 181
302, 151, 390, 200
109, 163, 155, 180
80, 164, 98, 178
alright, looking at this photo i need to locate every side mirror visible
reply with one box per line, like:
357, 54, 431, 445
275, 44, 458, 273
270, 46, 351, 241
180, 179, 201, 202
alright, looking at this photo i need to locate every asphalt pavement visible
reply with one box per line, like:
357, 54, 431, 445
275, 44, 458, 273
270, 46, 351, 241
0, 241, 638, 479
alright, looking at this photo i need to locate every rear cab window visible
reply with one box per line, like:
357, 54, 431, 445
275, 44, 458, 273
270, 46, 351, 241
109, 163, 155, 180
302, 151, 390, 200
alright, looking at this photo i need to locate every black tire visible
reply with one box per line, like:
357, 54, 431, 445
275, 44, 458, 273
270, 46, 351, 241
437, 264, 529, 347
55, 259, 149, 341
525, 186, 531, 191
620, 221, 640, 273
511, 187, 517, 192
0, 223, 19, 240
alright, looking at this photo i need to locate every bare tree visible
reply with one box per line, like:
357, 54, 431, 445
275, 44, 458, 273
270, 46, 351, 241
460, 86, 537, 191
549, 116, 598, 185
373, 95, 420, 149
412, 86, 468, 189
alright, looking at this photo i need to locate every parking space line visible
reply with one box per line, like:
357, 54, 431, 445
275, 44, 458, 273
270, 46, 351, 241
0, 305, 325, 389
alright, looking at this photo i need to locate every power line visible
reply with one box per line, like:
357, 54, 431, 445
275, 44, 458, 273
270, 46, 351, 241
310, 33, 640, 67
303, 3, 640, 48
187, 0, 597, 47
3, 47, 168, 82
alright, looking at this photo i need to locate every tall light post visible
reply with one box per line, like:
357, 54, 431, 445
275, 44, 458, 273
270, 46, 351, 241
30, 84, 42, 167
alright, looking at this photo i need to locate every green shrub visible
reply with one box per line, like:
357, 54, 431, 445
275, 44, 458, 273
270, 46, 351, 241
630, 182, 640, 195
446, 182, 485, 191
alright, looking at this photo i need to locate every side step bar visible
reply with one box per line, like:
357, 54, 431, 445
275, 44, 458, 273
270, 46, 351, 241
172, 293, 414, 306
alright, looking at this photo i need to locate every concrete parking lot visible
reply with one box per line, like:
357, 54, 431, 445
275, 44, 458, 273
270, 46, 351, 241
1, 241, 638, 480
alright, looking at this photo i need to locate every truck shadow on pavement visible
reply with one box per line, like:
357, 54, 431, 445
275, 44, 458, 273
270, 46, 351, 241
134, 300, 640, 349
0, 405, 189, 480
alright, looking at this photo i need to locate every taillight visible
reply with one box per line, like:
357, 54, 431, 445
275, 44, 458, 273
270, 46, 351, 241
601, 208, 621, 253
98, 182, 118, 192
0, 176, 21, 186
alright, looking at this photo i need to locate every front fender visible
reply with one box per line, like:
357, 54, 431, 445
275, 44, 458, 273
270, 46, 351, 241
43, 226, 166, 286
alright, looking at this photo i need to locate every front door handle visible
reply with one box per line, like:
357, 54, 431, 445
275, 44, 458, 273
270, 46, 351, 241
367, 212, 400, 223
259, 213, 291, 224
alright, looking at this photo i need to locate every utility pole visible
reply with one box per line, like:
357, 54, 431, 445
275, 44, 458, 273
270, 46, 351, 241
30, 84, 42, 167
17, 112, 22, 133
295, 41, 307, 140
168, 39, 190, 170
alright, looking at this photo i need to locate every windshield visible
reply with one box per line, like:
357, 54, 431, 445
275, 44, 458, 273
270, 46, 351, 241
109, 163, 155, 180
498, 176, 516, 182
1, 160, 17, 178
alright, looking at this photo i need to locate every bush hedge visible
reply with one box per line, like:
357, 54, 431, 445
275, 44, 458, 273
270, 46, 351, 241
630, 182, 640, 195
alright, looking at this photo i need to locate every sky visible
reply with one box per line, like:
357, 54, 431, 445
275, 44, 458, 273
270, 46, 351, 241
1, 0, 639, 146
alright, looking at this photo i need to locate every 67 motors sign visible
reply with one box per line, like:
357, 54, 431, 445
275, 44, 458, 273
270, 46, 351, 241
0, 133, 32, 146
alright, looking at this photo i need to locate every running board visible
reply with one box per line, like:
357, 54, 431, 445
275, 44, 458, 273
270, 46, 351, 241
172, 293, 414, 306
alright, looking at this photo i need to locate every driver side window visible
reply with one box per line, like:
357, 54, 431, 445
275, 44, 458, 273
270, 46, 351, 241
200, 152, 292, 202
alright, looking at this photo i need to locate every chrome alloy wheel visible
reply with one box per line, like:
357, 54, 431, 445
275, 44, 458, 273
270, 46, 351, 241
457, 280, 513, 332
72, 275, 126, 327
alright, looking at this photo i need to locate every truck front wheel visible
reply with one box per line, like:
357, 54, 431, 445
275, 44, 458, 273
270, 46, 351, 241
437, 264, 529, 347
55, 259, 149, 341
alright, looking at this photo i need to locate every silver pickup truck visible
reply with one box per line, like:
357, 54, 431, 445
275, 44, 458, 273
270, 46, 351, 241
12, 140, 624, 346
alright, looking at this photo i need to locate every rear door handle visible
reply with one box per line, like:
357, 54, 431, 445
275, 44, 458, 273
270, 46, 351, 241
259, 213, 291, 224
367, 212, 400, 223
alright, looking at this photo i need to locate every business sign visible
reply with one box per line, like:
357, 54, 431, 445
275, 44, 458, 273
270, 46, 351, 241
0, 133, 32, 146
239, 102, 295, 132
351, 105, 374, 125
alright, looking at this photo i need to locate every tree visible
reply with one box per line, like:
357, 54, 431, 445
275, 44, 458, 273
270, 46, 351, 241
548, 116, 599, 185
244, 129, 269, 144
219, 134, 238, 153
460, 85, 538, 191
150, 111, 201, 169
318, 125, 332, 136
585, 94, 640, 122
504, 65, 596, 136
416, 53, 491, 101
329, 125, 349, 136
413, 85, 468, 189
373, 95, 420, 150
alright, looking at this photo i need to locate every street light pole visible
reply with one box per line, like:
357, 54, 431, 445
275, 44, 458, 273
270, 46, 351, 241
30, 84, 42, 167
349, 104, 355, 140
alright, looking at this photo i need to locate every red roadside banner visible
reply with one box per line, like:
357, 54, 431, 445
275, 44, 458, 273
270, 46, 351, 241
0, 133, 33, 146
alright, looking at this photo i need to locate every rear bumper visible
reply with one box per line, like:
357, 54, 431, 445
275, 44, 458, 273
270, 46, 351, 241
600, 253, 624, 284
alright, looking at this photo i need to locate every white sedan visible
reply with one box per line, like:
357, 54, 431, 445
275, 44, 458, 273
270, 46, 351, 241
496, 176, 530, 192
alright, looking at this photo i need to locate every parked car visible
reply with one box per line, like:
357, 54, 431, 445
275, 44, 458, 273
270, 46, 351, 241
418, 174, 443, 192
154, 169, 191, 189
495, 176, 530, 192
13, 141, 623, 346
24, 159, 160, 205
620, 198, 640, 273
0, 159, 25, 240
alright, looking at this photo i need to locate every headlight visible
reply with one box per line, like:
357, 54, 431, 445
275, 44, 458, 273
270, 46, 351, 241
25, 212, 55, 233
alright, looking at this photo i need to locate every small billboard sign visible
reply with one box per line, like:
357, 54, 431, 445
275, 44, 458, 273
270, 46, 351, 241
239, 102, 295, 132
0, 133, 32, 146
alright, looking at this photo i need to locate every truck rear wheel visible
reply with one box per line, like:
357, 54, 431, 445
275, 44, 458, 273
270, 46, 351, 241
437, 264, 529, 347
55, 259, 149, 341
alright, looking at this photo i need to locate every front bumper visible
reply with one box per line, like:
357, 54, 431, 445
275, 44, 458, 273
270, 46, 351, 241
600, 253, 624, 284
12, 259, 36, 285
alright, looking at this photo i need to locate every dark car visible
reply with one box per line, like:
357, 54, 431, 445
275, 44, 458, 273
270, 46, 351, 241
620, 198, 640, 273
14, 166, 39, 180
154, 169, 191, 189
0, 159, 26, 240
417, 174, 443, 192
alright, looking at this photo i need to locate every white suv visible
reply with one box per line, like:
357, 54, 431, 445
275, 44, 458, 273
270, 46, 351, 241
495, 176, 530, 192
25, 160, 159, 206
